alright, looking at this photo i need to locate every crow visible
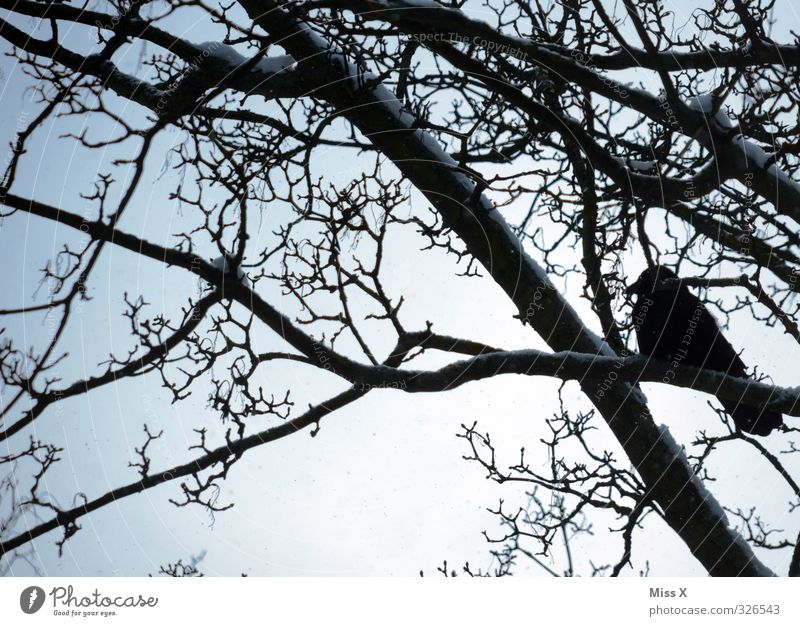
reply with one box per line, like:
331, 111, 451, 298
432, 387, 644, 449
627, 265, 782, 436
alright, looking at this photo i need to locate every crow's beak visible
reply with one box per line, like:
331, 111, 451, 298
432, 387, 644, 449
625, 278, 640, 296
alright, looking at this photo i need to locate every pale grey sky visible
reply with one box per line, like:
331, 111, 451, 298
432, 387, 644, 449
1, 0, 798, 577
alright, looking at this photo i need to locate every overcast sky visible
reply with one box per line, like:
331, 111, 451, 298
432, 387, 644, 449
1, 0, 799, 576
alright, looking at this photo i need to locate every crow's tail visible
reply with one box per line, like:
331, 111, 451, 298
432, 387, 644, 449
719, 397, 783, 436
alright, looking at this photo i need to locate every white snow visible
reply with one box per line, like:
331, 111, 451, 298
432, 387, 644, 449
733, 135, 800, 195
254, 56, 296, 75
657, 424, 729, 521
766, 163, 800, 195
196, 41, 245, 65
211, 255, 248, 284
656, 424, 775, 576
411, 128, 458, 166
683, 92, 800, 198
371, 81, 416, 128
374, 0, 440, 6
687, 92, 734, 129
195, 41, 295, 76
611, 156, 659, 178
629, 159, 657, 172
688, 92, 716, 114
734, 135, 772, 168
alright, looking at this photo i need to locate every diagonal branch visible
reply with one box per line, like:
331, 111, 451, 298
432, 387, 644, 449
236, 0, 774, 576
0, 385, 367, 558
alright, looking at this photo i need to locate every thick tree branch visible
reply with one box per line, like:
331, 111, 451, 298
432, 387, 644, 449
236, 0, 774, 576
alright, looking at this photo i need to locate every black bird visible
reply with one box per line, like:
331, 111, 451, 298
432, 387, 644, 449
627, 265, 782, 436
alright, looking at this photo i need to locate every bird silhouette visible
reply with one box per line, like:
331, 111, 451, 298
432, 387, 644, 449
627, 265, 782, 436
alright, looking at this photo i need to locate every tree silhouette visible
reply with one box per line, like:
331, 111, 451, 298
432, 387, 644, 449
1, 0, 799, 576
